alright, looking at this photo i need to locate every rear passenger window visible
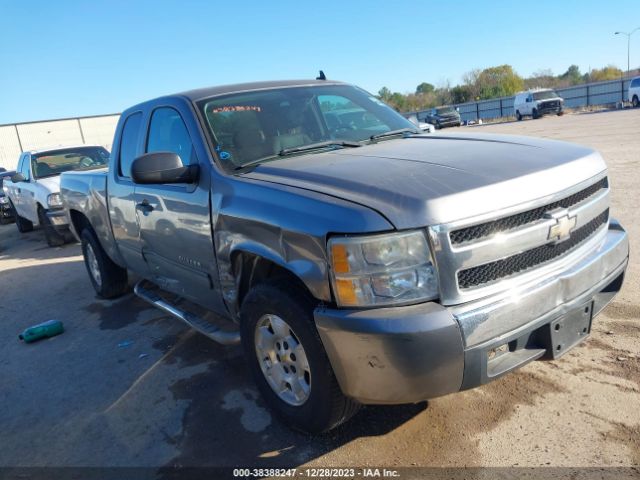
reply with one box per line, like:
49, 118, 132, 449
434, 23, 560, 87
119, 112, 143, 178
146, 107, 196, 165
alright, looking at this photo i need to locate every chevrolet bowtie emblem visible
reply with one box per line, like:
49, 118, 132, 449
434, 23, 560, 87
545, 208, 577, 243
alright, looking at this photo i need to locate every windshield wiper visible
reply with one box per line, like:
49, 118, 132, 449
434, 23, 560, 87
235, 141, 361, 171
369, 128, 419, 142
278, 140, 361, 156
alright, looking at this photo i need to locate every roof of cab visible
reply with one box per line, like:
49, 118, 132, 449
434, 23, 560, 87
25, 144, 104, 155
176, 79, 346, 102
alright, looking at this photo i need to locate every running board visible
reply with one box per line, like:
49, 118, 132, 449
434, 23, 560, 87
134, 281, 241, 346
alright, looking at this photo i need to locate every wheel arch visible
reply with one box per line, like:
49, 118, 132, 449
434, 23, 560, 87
230, 246, 322, 320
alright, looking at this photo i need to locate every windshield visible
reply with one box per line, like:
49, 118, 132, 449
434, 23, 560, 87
435, 106, 456, 115
31, 146, 110, 179
533, 90, 559, 100
197, 84, 416, 169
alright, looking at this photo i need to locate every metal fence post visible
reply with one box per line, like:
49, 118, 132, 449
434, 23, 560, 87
586, 85, 590, 106
476, 102, 480, 120
77, 118, 85, 144
500, 98, 503, 117
14, 125, 23, 152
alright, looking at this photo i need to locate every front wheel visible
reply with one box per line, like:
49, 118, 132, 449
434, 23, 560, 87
633, 96, 639, 108
38, 207, 65, 247
12, 202, 33, 233
240, 281, 360, 433
532, 108, 540, 119
81, 228, 128, 298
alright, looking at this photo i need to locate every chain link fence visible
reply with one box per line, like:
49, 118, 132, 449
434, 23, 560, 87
0, 114, 120, 170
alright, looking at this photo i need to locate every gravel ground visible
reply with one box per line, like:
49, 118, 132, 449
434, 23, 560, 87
0, 108, 638, 475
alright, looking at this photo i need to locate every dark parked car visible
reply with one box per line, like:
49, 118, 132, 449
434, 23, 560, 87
0, 170, 16, 224
421, 106, 461, 129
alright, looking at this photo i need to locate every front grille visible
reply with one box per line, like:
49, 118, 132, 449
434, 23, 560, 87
450, 177, 608, 245
541, 101, 559, 109
457, 209, 609, 289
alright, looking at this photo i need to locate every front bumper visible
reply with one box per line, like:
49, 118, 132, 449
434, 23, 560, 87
46, 209, 70, 231
315, 220, 628, 404
0, 202, 14, 218
538, 103, 563, 115
435, 118, 461, 128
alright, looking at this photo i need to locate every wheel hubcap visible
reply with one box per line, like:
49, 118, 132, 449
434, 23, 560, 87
254, 314, 311, 406
85, 244, 102, 287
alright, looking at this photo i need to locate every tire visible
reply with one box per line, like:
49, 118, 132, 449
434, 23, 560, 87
38, 207, 65, 247
516, 110, 522, 121
557, 111, 564, 116
81, 228, 128, 299
11, 201, 33, 233
240, 281, 360, 433
532, 108, 539, 119
633, 96, 639, 108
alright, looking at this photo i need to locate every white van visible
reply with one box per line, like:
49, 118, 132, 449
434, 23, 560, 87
513, 89, 564, 121
627, 77, 640, 107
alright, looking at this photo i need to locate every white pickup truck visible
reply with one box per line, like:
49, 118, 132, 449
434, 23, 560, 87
4, 145, 110, 246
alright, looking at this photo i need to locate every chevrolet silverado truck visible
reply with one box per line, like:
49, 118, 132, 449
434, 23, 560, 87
4, 146, 109, 246
60, 79, 629, 433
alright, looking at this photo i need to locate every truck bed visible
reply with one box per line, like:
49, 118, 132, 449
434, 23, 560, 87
60, 168, 121, 264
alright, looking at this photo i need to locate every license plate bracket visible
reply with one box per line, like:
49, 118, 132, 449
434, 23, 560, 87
549, 301, 593, 359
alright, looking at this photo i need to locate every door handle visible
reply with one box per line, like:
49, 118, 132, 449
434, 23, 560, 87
136, 199, 154, 213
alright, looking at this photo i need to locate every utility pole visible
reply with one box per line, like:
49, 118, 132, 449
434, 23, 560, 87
615, 28, 640, 78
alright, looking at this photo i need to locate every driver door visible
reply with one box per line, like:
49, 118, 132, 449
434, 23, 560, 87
135, 103, 224, 313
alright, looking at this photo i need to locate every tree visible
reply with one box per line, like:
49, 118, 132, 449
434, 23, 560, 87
450, 85, 473, 104
378, 87, 392, 101
590, 65, 623, 81
559, 65, 582, 85
474, 65, 524, 99
526, 69, 555, 88
415, 82, 435, 94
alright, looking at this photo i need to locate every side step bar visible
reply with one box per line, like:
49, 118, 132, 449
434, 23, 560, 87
134, 281, 241, 346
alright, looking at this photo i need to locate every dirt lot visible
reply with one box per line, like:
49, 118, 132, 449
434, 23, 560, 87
0, 109, 638, 474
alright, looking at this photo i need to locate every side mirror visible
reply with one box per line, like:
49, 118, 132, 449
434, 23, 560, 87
131, 152, 199, 185
11, 173, 26, 183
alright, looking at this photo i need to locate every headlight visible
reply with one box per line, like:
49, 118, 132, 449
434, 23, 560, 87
328, 230, 438, 307
0, 196, 8, 205
47, 193, 63, 208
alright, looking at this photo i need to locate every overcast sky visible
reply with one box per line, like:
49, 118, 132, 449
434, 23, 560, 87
0, 0, 638, 123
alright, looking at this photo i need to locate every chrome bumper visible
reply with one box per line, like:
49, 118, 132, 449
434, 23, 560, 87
315, 220, 628, 404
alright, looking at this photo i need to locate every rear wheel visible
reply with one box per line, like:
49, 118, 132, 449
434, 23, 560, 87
516, 110, 522, 121
12, 201, 33, 233
633, 96, 639, 108
81, 228, 128, 298
38, 207, 65, 247
240, 281, 360, 433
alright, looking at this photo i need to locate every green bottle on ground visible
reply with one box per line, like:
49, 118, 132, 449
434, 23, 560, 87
18, 320, 64, 343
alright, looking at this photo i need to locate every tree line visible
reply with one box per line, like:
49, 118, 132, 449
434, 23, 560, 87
378, 64, 626, 112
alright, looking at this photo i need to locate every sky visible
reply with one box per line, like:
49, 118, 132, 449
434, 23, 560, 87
0, 0, 638, 124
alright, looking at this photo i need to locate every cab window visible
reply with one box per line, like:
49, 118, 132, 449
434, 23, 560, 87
146, 107, 196, 165
118, 112, 143, 178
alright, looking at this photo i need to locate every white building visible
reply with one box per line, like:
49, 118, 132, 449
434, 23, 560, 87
0, 114, 120, 170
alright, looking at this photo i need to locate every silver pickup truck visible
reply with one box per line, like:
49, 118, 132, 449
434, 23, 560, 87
61, 79, 629, 433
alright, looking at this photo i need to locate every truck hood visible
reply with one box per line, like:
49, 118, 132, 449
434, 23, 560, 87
242, 132, 607, 229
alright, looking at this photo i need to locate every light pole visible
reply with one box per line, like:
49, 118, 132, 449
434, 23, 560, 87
615, 28, 640, 78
